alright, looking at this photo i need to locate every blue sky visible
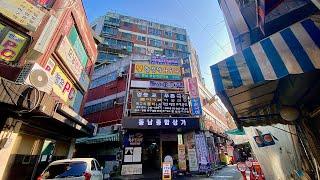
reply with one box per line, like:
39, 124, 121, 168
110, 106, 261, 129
83, 0, 234, 93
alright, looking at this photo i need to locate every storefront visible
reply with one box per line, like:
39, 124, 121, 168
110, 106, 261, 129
121, 117, 200, 177
210, 15, 320, 179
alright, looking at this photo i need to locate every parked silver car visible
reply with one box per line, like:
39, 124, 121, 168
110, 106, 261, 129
37, 158, 103, 180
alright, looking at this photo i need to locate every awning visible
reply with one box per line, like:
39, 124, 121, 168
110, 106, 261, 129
211, 15, 320, 126
76, 133, 120, 144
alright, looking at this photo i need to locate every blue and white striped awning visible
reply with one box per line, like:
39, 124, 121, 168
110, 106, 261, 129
210, 16, 320, 123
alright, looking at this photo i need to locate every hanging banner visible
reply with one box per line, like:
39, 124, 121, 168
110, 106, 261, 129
178, 144, 187, 171
195, 133, 209, 172
184, 132, 198, 172
150, 55, 180, 66
188, 78, 199, 98
0, 30, 28, 62
191, 98, 203, 116
134, 63, 182, 80
188, 78, 202, 116
131, 91, 190, 114
0, 0, 45, 32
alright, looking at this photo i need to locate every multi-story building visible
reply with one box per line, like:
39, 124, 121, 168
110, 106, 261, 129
78, 12, 235, 178
213, 0, 320, 178
0, 0, 97, 179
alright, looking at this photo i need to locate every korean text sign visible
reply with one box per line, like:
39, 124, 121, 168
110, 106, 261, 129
122, 117, 200, 130
131, 91, 190, 114
134, 63, 182, 80
0, 0, 45, 32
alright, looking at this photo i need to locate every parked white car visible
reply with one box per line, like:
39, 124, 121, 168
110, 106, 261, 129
37, 158, 103, 180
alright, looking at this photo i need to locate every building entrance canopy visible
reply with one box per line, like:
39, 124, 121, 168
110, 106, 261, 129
211, 16, 320, 126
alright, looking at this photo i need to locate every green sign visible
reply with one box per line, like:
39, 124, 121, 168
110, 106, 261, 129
68, 26, 88, 67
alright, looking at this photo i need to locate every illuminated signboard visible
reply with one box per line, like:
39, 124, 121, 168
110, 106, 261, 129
56, 36, 89, 91
0, 0, 45, 32
134, 63, 182, 80
0, 24, 29, 63
131, 80, 184, 89
131, 91, 190, 114
122, 117, 200, 130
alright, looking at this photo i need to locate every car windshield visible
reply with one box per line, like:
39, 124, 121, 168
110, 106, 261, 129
41, 161, 87, 178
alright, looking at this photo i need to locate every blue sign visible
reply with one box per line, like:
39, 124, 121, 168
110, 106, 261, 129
191, 98, 202, 116
150, 80, 184, 89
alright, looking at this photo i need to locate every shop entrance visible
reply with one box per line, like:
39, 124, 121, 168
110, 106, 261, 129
142, 136, 160, 174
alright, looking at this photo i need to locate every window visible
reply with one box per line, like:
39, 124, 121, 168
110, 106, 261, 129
176, 33, 187, 41
122, 32, 132, 40
123, 22, 133, 28
102, 26, 118, 36
164, 31, 173, 38
148, 27, 162, 36
164, 41, 173, 48
134, 47, 146, 54
91, 161, 97, 170
83, 96, 126, 115
149, 38, 162, 48
137, 35, 146, 42
176, 43, 188, 51
138, 25, 147, 31
94, 160, 101, 170
41, 162, 87, 179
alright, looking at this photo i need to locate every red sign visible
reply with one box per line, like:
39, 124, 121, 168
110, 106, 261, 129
188, 78, 199, 98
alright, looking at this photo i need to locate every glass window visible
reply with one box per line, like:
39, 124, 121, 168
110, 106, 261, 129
149, 38, 162, 48
176, 33, 187, 41
102, 26, 118, 36
122, 32, 132, 40
137, 35, 146, 42
148, 27, 162, 36
123, 22, 133, 28
41, 162, 87, 179
91, 161, 97, 170
138, 25, 147, 31
164, 41, 173, 48
94, 160, 101, 170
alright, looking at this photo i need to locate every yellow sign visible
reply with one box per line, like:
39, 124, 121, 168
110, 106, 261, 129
162, 162, 171, 180
51, 65, 77, 104
0, 0, 45, 31
178, 144, 187, 171
134, 63, 182, 80
0, 30, 28, 62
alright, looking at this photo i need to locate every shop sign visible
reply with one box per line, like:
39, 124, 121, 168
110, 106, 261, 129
68, 26, 88, 66
0, 0, 45, 32
130, 80, 184, 89
134, 63, 182, 80
56, 36, 89, 91
178, 144, 187, 171
150, 55, 180, 66
0, 29, 28, 62
121, 164, 142, 175
188, 78, 199, 98
191, 98, 202, 116
122, 117, 200, 130
162, 162, 171, 180
131, 91, 190, 114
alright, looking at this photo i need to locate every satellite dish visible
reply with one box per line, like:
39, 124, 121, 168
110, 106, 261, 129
29, 69, 49, 88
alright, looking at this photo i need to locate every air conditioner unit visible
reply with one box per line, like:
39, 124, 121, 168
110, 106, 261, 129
16, 63, 53, 94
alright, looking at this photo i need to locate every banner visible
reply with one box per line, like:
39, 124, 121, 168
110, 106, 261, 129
188, 78, 202, 116
191, 98, 202, 116
195, 133, 209, 172
131, 91, 190, 114
184, 132, 199, 172
178, 144, 187, 171
150, 55, 180, 66
134, 63, 182, 80
122, 117, 200, 130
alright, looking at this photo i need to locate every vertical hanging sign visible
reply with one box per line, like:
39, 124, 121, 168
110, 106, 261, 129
188, 78, 202, 116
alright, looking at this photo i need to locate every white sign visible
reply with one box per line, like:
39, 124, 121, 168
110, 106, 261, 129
34, 15, 58, 54
56, 36, 89, 90
121, 164, 142, 175
0, 0, 45, 32
124, 147, 133, 162
133, 147, 142, 162
187, 148, 199, 172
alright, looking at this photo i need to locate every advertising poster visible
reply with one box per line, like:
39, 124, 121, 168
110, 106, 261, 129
133, 147, 142, 162
162, 162, 171, 180
0, 30, 28, 62
184, 132, 198, 172
178, 144, 187, 171
134, 63, 182, 80
124, 147, 133, 162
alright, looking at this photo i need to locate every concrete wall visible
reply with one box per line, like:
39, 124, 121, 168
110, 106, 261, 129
244, 124, 303, 179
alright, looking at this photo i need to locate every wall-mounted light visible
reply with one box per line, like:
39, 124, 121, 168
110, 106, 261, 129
280, 106, 300, 122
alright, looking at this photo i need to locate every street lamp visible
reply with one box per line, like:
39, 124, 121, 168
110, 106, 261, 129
279, 106, 300, 122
